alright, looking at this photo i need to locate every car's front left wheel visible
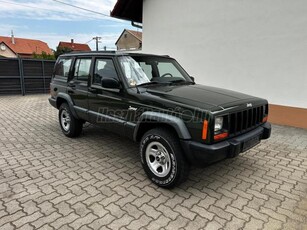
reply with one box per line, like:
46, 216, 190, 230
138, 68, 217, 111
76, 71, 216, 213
59, 103, 83, 137
140, 128, 190, 188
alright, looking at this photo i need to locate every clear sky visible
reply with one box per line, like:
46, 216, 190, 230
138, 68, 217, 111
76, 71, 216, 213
0, 0, 139, 50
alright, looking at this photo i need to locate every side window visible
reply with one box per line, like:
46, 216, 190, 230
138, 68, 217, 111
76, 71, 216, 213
74, 58, 91, 81
93, 59, 118, 85
54, 58, 72, 79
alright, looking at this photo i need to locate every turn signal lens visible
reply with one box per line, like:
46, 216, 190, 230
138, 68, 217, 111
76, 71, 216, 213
214, 132, 229, 141
262, 116, 268, 123
202, 120, 208, 140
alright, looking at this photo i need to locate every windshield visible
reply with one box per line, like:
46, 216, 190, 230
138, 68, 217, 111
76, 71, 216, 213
118, 55, 193, 87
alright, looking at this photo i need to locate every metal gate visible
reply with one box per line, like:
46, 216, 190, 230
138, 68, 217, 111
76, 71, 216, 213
0, 58, 55, 95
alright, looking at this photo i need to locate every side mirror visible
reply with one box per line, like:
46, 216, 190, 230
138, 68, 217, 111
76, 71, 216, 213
101, 77, 120, 89
190, 76, 195, 82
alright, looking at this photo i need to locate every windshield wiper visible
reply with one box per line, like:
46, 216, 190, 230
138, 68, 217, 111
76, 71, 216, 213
167, 79, 193, 84
137, 81, 164, 87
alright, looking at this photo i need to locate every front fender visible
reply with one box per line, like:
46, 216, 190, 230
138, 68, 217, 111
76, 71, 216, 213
133, 111, 191, 141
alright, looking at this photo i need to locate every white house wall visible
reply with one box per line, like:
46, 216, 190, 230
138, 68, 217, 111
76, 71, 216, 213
142, 0, 307, 108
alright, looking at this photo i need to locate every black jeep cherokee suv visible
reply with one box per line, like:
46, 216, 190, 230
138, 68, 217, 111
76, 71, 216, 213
49, 51, 271, 188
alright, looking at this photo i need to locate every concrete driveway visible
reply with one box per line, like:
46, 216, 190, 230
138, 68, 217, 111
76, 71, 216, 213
0, 95, 306, 230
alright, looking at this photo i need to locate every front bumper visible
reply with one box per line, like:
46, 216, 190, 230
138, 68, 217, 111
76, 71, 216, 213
181, 122, 271, 166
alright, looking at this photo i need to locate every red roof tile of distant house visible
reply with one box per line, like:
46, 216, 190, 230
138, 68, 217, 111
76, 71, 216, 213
115, 29, 142, 46
127, 30, 142, 41
0, 36, 52, 55
58, 41, 91, 51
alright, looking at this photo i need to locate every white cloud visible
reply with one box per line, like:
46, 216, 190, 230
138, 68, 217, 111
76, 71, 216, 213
0, 0, 122, 22
99, 23, 126, 28
0, 1, 126, 50
0, 24, 29, 36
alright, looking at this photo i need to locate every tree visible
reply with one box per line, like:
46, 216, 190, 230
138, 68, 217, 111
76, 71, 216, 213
54, 46, 73, 59
32, 51, 55, 60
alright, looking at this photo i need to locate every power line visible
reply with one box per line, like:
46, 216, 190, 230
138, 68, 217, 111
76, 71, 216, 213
52, 0, 130, 24
0, 0, 128, 23
52, 0, 124, 22
0, 0, 103, 21
85, 39, 94, 44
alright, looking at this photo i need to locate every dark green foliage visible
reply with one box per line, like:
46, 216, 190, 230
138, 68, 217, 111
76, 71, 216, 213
54, 46, 73, 59
32, 51, 56, 60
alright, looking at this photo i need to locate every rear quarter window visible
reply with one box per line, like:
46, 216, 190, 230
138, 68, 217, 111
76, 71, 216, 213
53, 58, 72, 80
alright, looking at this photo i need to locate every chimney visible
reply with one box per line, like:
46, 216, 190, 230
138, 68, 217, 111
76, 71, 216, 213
11, 30, 15, 45
71, 39, 74, 44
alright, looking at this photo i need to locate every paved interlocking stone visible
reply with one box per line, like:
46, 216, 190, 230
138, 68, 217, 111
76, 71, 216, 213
0, 94, 307, 230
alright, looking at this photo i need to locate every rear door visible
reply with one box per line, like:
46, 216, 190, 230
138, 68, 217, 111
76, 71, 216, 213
50, 57, 73, 98
67, 57, 92, 120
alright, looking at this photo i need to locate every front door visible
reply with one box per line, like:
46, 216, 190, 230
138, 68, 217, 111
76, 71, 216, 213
88, 57, 127, 133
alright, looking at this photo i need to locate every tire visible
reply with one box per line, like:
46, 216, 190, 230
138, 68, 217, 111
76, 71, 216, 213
140, 128, 190, 188
59, 103, 83, 137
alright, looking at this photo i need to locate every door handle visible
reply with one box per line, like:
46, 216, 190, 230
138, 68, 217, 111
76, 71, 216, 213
88, 87, 97, 93
68, 83, 75, 88
128, 106, 138, 111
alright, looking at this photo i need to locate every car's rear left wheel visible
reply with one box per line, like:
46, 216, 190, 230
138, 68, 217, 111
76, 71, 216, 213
59, 103, 83, 137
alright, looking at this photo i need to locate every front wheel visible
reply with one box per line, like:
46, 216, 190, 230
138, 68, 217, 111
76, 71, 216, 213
59, 103, 83, 137
140, 128, 189, 188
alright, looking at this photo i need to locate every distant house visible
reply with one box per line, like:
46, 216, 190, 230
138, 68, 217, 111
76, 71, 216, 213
0, 35, 52, 58
115, 29, 142, 50
58, 39, 91, 52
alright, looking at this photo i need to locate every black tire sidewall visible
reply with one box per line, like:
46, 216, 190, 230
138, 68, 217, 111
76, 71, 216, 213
140, 132, 178, 187
59, 103, 73, 136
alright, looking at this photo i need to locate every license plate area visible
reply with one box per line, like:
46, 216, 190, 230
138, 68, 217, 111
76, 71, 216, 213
242, 135, 260, 152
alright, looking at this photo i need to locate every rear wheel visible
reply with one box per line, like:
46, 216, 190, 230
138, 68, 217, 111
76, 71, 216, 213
59, 103, 82, 137
140, 128, 189, 188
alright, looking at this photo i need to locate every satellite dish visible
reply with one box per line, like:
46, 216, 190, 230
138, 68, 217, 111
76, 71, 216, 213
0, 44, 6, 51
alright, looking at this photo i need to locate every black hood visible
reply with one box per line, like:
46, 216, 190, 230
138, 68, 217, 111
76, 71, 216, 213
145, 84, 261, 111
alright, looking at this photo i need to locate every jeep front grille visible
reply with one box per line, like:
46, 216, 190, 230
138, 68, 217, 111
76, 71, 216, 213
228, 105, 267, 136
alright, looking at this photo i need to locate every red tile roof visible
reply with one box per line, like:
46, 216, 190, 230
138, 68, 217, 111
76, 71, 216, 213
58, 41, 91, 51
0, 36, 52, 55
115, 29, 142, 45
127, 30, 142, 41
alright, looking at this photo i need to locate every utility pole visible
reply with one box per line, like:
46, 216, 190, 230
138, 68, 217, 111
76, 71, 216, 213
92, 36, 102, 51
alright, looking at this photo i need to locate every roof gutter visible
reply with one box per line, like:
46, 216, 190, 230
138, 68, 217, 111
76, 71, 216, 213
111, 0, 143, 23
131, 21, 142, 29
